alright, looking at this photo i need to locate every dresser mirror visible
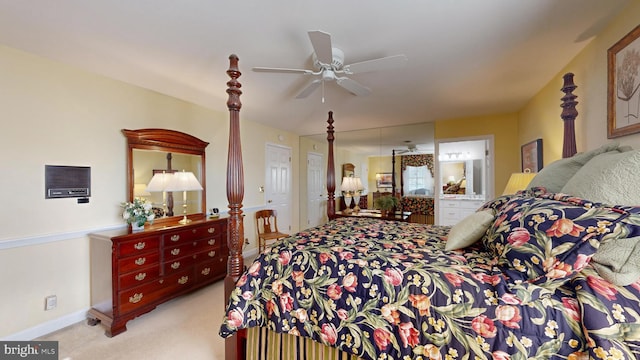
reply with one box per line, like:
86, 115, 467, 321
123, 128, 209, 224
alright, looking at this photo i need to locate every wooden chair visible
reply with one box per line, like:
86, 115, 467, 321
255, 209, 289, 252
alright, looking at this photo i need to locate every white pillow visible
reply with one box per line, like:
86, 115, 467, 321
561, 149, 640, 206
445, 210, 495, 251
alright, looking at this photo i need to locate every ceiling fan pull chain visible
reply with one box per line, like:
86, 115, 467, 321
322, 80, 325, 103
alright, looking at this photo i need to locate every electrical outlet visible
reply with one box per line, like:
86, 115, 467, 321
45, 295, 57, 311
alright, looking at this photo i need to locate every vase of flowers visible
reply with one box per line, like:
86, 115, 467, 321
121, 198, 155, 231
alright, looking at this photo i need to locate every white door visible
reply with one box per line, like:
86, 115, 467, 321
265, 144, 292, 233
307, 152, 325, 228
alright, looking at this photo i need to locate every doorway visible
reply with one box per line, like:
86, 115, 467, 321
306, 152, 325, 228
434, 135, 494, 225
265, 144, 292, 233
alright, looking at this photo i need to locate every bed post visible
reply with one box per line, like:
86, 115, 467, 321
561, 72, 578, 158
327, 111, 336, 219
224, 54, 245, 360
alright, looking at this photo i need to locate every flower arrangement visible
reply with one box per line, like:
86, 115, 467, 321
121, 198, 155, 227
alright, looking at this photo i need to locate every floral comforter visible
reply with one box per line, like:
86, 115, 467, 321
220, 211, 640, 359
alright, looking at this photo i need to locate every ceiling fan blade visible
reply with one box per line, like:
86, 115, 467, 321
343, 54, 408, 74
296, 79, 322, 99
253, 67, 313, 74
308, 30, 333, 65
336, 77, 371, 96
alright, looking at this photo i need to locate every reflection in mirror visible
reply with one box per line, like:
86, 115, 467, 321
133, 150, 203, 217
123, 128, 208, 225
299, 122, 435, 228
437, 139, 489, 199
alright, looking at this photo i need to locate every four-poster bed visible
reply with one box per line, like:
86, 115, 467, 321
222, 56, 640, 359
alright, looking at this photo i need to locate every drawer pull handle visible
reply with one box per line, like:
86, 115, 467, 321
134, 242, 146, 250
129, 293, 143, 303
171, 234, 180, 242
208, 251, 216, 258
201, 267, 211, 276
171, 261, 181, 269
135, 257, 146, 266
208, 227, 216, 233
208, 239, 216, 246
135, 272, 146, 281
171, 248, 180, 256
178, 276, 189, 285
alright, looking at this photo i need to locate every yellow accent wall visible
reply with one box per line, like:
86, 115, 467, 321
519, 1, 640, 162
435, 113, 519, 197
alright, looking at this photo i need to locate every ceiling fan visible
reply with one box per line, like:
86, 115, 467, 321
253, 30, 407, 102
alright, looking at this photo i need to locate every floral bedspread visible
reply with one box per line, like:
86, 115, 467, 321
220, 216, 640, 359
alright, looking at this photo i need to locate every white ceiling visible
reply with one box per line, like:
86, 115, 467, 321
0, 1, 629, 140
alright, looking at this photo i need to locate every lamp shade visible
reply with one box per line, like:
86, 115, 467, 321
146, 172, 174, 192
353, 177, 364, 191
165, 171, 203, 192
340, 177, 356, 192
502, 172, 536, 195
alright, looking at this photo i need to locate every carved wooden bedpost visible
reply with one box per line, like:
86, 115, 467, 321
327, 111, 336, 219
561, 73, 578, 158
224, 54, 245, 360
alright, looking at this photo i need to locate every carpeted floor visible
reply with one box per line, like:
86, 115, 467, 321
37, 279, 228, 360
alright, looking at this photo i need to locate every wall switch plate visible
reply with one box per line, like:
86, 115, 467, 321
45, 295, 57, 310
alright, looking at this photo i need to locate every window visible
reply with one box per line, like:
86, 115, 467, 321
403, 165, 433, 196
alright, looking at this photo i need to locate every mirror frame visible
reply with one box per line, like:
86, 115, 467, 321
123, 128, 209, 224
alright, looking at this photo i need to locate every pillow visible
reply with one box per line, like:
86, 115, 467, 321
561, 150, 640, 206
482, 193, 627, 290
591, 236, 640, 286
445, 210, 495, 250
527, 142, 624, 193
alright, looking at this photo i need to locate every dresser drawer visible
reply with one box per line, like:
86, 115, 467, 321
118, 252, 160, 274
163, 255, 198, 275
194, 236, 223, 252
196, 258, 226, 282
118, 266, 160, 290
117, 236, 159, 257
163, 222, 224, 246
162, 268, 196, 296
164, 241, 198, 260
118, 279, 165, 315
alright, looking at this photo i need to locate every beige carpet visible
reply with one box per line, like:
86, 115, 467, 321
37, 280, 228, 360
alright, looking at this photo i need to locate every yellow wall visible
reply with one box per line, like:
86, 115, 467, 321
519, 1, 640, 161
434, 113, 519, 197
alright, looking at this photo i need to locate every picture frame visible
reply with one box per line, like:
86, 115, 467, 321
608, 24, 640, 138
376, 172, 393, 188
521, 139, 543, 172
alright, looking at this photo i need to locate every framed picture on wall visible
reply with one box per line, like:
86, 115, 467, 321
521, 139, 543, 172
608, 24, 640, 138
376, 173, 393, 188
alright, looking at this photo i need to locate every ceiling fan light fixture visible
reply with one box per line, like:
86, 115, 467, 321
253, 30, 407, 101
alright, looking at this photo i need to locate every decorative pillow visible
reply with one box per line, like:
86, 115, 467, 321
527, 142, 624, 193
589, 205, 640, 285
445, 210, 495, 250
561, 149, 640, 206
482, 193, 627, 290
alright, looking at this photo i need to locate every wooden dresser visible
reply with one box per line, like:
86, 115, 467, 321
88, 217, 228, 337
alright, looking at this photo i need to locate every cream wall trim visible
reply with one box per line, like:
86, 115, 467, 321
2, 308, 89, 341
0, 225, 126, 250
0, 204, 269, 251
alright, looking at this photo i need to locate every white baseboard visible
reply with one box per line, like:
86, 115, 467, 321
2, 308, 89, 341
